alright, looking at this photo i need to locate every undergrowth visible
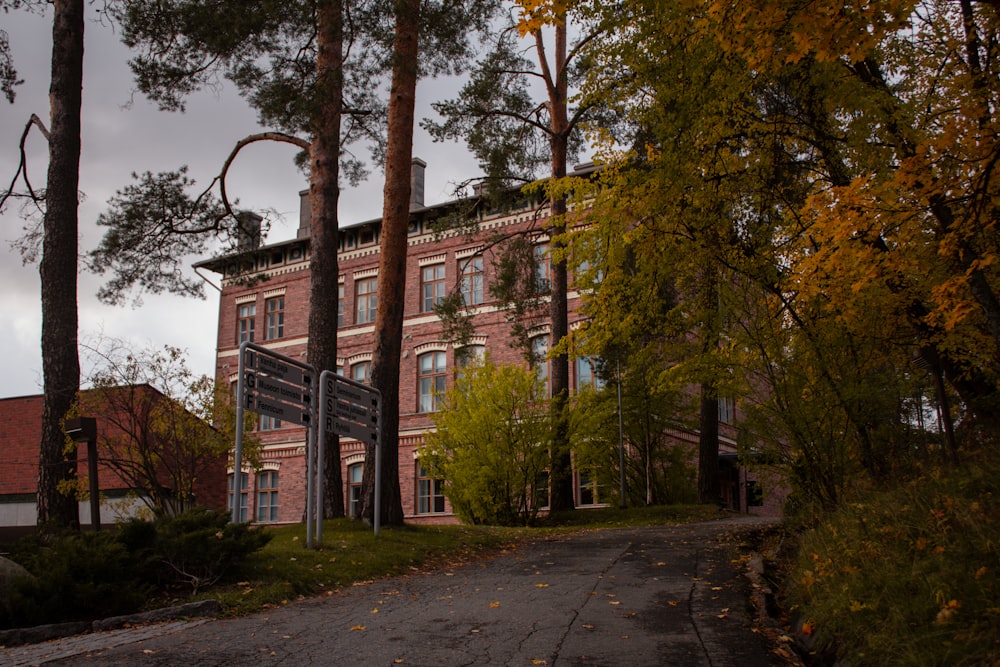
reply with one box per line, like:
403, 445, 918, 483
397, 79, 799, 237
786, 452, 1000, 665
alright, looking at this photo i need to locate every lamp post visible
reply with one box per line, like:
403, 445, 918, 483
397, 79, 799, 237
64, 417, 99, 531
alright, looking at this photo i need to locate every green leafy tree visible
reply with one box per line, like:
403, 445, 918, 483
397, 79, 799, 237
74, 339, 259, 518
420, 358, 549, 526
577, 0, 1000, 509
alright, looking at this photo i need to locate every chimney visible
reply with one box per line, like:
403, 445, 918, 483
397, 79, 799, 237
410, 157, 426, 210
236, 211, 262, 252
297, 189, 311, 239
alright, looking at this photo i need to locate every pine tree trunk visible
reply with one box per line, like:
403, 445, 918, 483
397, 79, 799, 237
363, 0, 421, 527
309, 0, 345, 518
36, 0, 84, 529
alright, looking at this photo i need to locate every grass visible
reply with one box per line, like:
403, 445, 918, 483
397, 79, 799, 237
178, 503, 725, 616
784, 452, 1000, 666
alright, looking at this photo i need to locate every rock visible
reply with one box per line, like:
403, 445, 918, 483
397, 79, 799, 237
0, 555, 34, 601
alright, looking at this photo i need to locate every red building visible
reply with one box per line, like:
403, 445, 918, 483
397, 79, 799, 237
0, 385, 228, 528
198, 160, 784, 524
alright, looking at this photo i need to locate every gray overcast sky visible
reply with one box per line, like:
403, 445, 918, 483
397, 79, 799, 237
0, 7, 480, 398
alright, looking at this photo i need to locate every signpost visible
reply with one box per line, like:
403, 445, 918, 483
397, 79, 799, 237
233, 343, 382, 547
318, 370, 382, 540
234, 342, 315, 525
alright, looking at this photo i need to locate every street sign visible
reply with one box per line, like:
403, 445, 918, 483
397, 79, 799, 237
246, 371, 311, 406
324, 415, 376, 443
319, 374, 380, 445
334, 398, 372, 422
248, 394, 312, 426
244, 349, 311, 386
327, 375, 379, 408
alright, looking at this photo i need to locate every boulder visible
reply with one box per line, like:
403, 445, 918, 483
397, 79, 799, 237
0, 555, 33, 600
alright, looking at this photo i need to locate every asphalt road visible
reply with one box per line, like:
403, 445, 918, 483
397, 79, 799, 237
2, 515, 784, 666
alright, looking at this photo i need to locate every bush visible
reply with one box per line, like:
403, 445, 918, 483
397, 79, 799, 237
786, 454, 1000, 665
145, 508, 271, 594
0, 530, 150, 629
0, 508, 271, 629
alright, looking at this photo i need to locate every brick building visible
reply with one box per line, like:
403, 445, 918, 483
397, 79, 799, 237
198, 159, 783, 524
0, 385, 228, 528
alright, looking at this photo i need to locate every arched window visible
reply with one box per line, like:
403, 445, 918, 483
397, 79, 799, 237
351, 360, 371, 385
418, 351, 447, 412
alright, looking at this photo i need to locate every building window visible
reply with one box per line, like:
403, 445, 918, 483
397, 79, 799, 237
228, 472, 249, 522
578, 470, 597, 506
351, 361, 371, 385
534, 472, 550, 509
418, 351, 447, 412
575, 357, 605, 391
460, 255, 484, 305
256, 471, 279, 522
265, 297, 284, 340
417, 462, 445, 514
260, 414, 282, 431
747, 480, 764, 507
455, 344, 485, 381
421, 264, 446, 312
237, 303, 256, 344
719, 396, 735, 425
534, 243, 550, 293
531, 335, 549, 397
348, 463, 363, 518
338, 283, 345, 328
356, 277, 378, 324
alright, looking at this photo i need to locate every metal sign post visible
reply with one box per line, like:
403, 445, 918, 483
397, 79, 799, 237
318, 370, 382, 540
234, 342, 315, 529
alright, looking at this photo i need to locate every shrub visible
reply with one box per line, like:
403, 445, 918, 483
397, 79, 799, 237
0, 530, 149, 629
0, 508, 271, 629
786, 454, 1000, 665
147, 508, 272, 594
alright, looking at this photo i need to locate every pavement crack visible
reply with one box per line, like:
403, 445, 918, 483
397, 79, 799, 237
687, 546, 716, 667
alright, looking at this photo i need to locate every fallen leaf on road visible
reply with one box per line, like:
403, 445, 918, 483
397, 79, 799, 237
582, 624, 594, 630
489, 601, 501, 608
530, 659, 547, 665
535, 583, 550, 588
371, 608, 379, 614
351, 625, 366, 631
609, 601, 622, 606
667, 600, 680, 607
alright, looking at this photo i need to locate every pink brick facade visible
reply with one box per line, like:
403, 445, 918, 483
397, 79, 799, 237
202, 162, 785, 525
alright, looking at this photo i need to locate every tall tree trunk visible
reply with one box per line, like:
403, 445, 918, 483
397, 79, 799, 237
697, 383, 721, 504
308, 0, 345, 519
362, 0, 420, 527
697, 266, 721, 505
540, 19, 575, 513
36, 0, 84, 529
